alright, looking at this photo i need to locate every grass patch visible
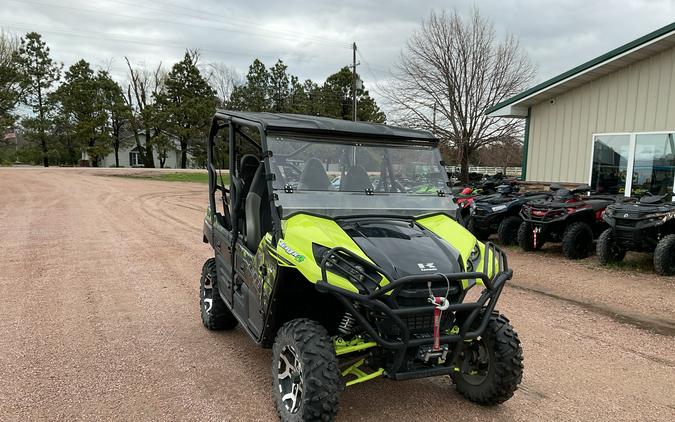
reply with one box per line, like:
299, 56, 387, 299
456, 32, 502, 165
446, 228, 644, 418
116, 172, 228, 185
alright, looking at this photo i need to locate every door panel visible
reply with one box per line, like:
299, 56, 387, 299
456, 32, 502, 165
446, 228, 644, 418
233, 242, 264, 338
213, 222, 233, 306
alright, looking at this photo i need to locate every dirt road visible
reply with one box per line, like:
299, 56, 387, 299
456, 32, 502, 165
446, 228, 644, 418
1, 168, 674, 421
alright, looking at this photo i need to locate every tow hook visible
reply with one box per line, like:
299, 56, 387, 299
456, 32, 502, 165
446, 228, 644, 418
533, 226, 541, 249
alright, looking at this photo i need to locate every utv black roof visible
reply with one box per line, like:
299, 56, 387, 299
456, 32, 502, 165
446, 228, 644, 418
214, 110, 437, 142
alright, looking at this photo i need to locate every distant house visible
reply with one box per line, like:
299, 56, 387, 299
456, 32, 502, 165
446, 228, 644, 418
81, 133, 196, 168
487, 22, 675, 197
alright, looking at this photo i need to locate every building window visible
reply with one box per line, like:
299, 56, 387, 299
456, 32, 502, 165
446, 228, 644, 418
129, 150, 141, 167
591, 132, 675, 197
631, 133, 675, 196
590, 134, 630, 195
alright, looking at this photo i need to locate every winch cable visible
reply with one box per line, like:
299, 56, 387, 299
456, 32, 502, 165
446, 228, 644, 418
428, 274, 451, 352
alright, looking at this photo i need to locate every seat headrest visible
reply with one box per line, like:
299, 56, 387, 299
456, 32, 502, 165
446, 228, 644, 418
240, 154, 260, 181
341, 165, 373, 192
298, 158, 332, 190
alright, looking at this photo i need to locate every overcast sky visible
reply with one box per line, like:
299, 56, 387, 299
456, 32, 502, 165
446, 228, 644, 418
2, 0, 674, 105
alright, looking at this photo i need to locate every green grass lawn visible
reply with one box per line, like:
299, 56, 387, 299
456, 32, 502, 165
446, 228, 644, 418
116, 172, 229, 185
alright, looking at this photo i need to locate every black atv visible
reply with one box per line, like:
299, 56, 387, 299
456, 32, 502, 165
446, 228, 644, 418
518, 184, 624, 259
468, 184, 551, 244
598, 194, 675, 275
453, 179, 500, 227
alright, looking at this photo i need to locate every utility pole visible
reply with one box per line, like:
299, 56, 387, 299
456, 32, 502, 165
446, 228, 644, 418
351, 42, 359, 122
432, 102, 437, 134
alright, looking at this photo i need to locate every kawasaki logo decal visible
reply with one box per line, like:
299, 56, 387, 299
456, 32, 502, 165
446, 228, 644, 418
417, 263, 437, 272
279, 240, 305, 263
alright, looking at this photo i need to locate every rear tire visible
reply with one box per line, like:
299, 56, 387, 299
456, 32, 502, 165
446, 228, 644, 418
451, 312, 523, 405
517, 222, 542, 251
654, 234, 675, 276
200, 258, 238, 331
272, 319, 342, 421
596, 228, 625, 265
561, 222, 594, 259
497, 216, 522, 245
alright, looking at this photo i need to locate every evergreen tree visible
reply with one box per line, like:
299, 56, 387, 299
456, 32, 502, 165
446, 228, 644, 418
14, 32, 61, 166
51, 60, 112, 166
322, 67, 385, 122
156, 50, 216, 168
99, 72, 132, 167
229, 59, 270, 112
0, 31, 21, 129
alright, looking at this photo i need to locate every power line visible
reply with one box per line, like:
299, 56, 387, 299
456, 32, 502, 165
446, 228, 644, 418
7, 0, 350, 49
356, 50, 391, 77
107, 0, 351, 48
0, 21, 307, 60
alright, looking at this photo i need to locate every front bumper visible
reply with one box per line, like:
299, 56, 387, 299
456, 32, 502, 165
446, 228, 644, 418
315, 242, 511, 379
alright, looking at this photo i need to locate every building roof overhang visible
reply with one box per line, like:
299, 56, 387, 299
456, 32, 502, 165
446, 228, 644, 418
486, 21, 675, 118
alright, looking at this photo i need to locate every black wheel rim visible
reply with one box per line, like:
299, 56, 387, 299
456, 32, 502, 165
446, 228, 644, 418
277, 345, 303, 414
459, 337, 491, 385
201, 273, 213, 316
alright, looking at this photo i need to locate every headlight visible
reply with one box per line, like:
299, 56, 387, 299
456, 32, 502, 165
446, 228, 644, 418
312, 243, 381, 291
466, 243, 480, 272
491, 204, 507, 212
604, 207, 614, 217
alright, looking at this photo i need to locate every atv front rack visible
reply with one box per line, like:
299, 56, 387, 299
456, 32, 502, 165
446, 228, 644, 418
315, 242, 512, 378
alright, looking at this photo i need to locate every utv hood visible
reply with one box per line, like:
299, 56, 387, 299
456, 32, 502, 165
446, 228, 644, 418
338, 218, 464, 279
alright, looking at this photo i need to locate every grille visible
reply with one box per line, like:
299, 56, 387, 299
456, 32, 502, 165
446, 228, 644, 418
615, 219, 638, 227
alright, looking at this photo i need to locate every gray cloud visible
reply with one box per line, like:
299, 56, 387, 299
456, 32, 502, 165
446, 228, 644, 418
2, 0, 674, 107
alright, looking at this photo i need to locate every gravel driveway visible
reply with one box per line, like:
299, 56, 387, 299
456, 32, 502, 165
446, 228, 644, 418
1, 168, 674, 421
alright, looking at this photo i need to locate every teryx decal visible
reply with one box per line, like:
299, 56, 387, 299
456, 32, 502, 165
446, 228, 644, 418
279, 240, 305, 263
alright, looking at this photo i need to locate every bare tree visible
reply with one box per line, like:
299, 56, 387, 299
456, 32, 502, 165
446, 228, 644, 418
477, 136, 522, 172
384, 9, 535, 182
124, 58, 166, 168
205, 62, 242, 108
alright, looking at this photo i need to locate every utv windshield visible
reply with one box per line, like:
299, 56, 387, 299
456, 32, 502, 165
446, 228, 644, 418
267, 134, 456, 218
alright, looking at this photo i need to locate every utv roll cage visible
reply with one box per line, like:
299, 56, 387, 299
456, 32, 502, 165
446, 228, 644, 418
206, 110, 441, 245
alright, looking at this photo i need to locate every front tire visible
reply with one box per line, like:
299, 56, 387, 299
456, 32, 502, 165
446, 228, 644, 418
200, 258, 238, 330
517, 221, 543, 251
497, 216, 522, 245
596, 228, 625, 265
561, 222, 594, 259
451, 312, 523, 405
272, 319, 342, 421
654, 234, 675, 276
468, 217, 491, 241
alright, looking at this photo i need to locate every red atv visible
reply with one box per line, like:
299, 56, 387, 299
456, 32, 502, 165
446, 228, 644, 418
518, 184, 627, 259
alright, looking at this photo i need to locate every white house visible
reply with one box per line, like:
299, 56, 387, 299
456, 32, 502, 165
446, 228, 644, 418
81, 133, 196, 168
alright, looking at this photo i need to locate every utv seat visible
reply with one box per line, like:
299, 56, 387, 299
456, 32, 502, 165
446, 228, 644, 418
233, 154, 261, 236
244, 164, 272, 251
341, 165, 373, 191
298, 158, 332, 190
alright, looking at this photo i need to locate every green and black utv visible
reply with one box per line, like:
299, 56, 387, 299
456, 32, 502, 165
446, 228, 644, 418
200, 111, 523, 421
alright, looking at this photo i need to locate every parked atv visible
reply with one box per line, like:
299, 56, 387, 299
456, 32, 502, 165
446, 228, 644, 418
468, 184, 551, 244
453, 180, 500, 227
200, 111, 523, 421
518, 184, 622, 259
598, 194, 675, 275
